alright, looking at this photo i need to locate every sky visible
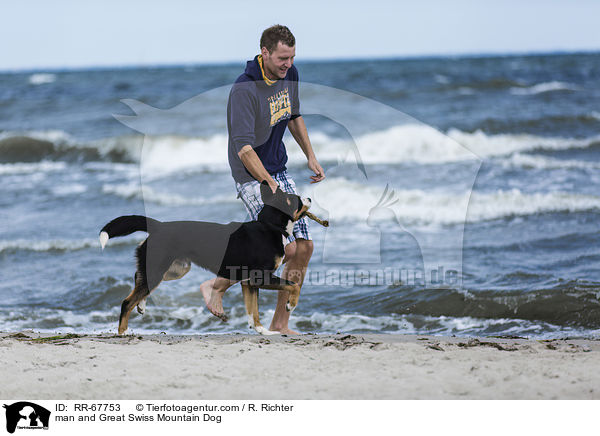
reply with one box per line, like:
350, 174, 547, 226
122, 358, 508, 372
3, 0, 600, 71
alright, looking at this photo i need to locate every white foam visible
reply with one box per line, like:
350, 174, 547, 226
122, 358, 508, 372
0, 236, 142, 254
3, 126, 598, 171
510, 81, 580, 95
0, 238, 100, 253
102, 182, 237, 206
85, 126, 600, 173
139, 134, 230, 174
0, 161, 67, 175
0, 129, 73, 143
28, 73, 56, 85
292, 126, 600, 166
500, 153, 600, 170
51, 183, 87, 196
1, 302, 595, 339
305, 177, 600, 226
434, 74, 450, 84
445, 128, 597, 160
467, 189, 600, 223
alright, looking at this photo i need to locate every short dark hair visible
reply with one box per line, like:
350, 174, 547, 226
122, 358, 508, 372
260, 25, 295, 53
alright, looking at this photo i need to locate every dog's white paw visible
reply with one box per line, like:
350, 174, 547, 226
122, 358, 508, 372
255, 326, 279, 336
137, 299, 146, 315
285, 302, 296, 314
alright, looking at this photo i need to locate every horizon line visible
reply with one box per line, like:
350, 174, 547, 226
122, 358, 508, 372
1, 48, 599, 74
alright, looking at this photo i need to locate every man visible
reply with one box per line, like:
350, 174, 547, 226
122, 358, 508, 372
200, 25, 324, 334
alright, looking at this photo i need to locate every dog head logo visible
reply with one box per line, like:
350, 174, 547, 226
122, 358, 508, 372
3, 402, 50, 434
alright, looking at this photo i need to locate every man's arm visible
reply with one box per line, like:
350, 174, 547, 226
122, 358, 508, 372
238, 145, 279, 192
287, 116, 325, 183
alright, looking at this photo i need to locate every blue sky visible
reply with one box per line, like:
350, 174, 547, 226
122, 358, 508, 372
3, 0, 599, 71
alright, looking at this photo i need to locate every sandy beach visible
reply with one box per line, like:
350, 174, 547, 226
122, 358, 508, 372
1, 331, 599, 400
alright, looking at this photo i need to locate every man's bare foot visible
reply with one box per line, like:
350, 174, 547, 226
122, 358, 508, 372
200, 279, 228, 322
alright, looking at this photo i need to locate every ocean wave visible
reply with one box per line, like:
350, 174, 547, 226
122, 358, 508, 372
2, 127, 599, 169
434, 74, 450, 84
467, 189, 600, 223
0, 305, 594, 339
304, 177, 600, 225
133, 134, 231, 175
438, 77, 524, 92
475, 113, 600, 135
0, 129, 73, 145
0, 131, 138, 163
295, 311, 596, 339
28, 73, 56, 85
0, 161, 67, 175
510, 81, 580, 95
0, 236, 141, 254
445, 128, 598, 159
102, 182, 237, 206
51, 183, 88, 196
499, 153, 600, 170
302, 126, 600, 166
98, 174, 600, 225
362, 281, 600, 330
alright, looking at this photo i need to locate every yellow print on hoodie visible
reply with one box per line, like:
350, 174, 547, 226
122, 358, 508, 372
268, 88, 291, 127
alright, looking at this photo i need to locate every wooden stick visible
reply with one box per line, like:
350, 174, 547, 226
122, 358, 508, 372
305, 211, 329, 227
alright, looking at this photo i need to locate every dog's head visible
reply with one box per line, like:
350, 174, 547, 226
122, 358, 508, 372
260, 181, 311, 221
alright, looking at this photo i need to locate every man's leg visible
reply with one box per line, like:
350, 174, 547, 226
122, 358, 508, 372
200, 276, 236, 322
269, 238, 314, 334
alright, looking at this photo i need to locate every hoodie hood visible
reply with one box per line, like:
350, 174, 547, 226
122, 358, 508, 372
244, 55, 263, 81
243, 55, 296, 86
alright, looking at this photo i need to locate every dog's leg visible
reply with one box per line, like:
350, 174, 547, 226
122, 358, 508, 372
119, 271, 166, 334
118, 271, 151, 335
242, 283, 278, 335
242, 282, 255, 329
136, 259, 190, 315
137, 297, 147, 315
118, 241, 173, 335
162, 259, 191, 281
242, 283, 258, 330
255, 273, 301, 314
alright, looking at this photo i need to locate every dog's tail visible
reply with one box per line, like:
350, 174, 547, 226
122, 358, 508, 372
99, 215, 161, 250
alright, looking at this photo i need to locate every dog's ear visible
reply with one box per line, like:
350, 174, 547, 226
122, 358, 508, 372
260, 180, 274, 201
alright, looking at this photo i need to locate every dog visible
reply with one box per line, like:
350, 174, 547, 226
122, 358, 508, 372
99, 181, 312, 335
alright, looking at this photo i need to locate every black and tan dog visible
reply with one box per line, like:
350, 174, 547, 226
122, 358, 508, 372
99, 181, 311, 335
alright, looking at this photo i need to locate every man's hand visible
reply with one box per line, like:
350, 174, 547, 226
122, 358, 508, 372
238, 145, 279, 192
308, 157, 325, 183
288, 117, 325, 184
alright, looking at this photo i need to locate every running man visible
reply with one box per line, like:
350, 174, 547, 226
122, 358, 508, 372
201, 25, 324, 334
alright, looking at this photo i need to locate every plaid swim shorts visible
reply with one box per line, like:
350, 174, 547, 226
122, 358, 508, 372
236, 170, 311, 243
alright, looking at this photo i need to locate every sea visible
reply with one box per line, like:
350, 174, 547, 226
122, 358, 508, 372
1, 52, 599, 338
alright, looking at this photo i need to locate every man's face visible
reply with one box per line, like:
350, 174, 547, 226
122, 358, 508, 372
261, 42, 295, 80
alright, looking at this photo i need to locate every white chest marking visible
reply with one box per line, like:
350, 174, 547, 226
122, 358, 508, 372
285, 220, 294, 237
